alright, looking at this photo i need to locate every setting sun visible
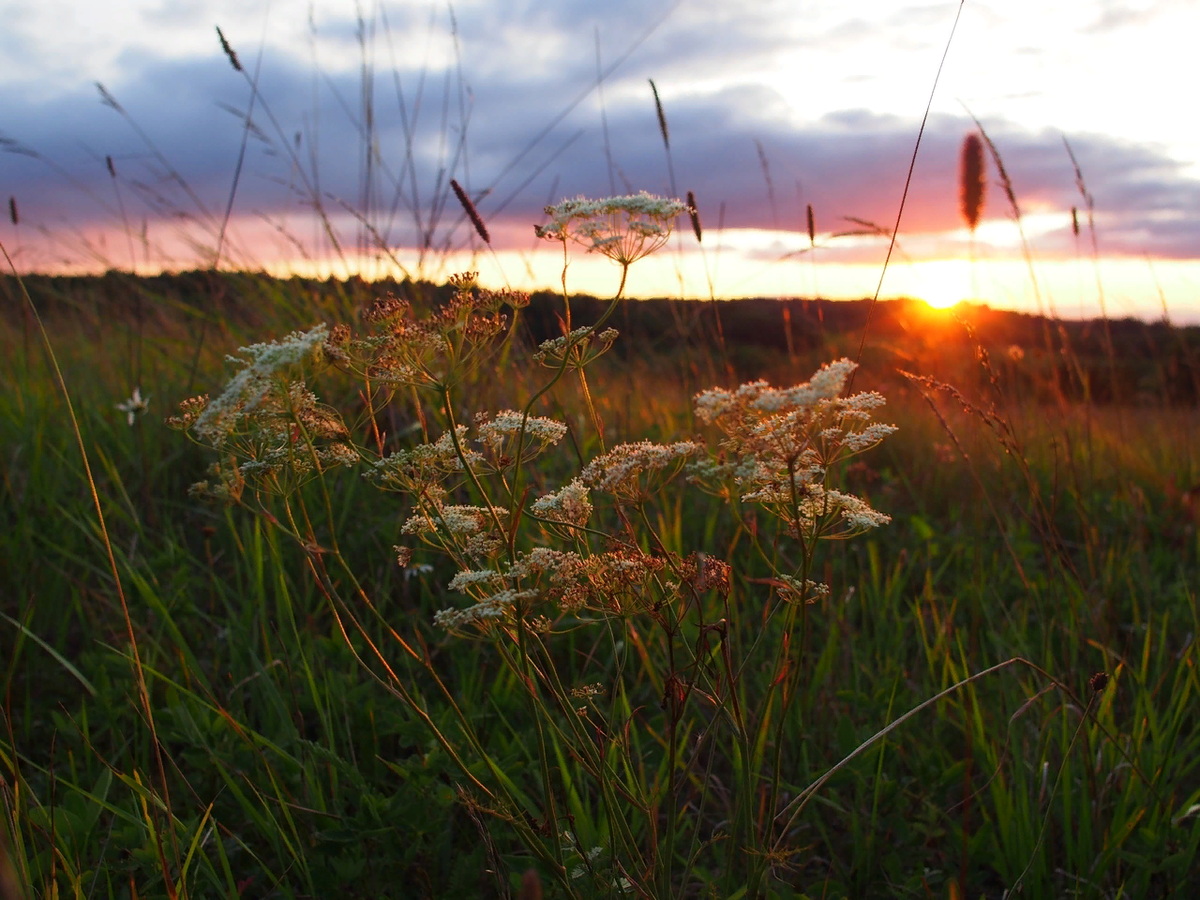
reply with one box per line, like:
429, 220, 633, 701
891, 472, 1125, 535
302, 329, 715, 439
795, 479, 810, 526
909, 259, 974, 310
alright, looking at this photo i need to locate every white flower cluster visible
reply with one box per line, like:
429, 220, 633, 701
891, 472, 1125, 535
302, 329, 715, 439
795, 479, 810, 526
580, 440, 703, 499
401, 504, 503, 537
432, 543, 672, 629
474, 410, 568, 470
535, 192, 688, 266
530, 478, 593, 528
694, 358, 859, 423
433, 588, 539, 630
692, 359, 896, 540
368, 426, 482, 498
533, 326, 619, 368
193, 325, 330, 444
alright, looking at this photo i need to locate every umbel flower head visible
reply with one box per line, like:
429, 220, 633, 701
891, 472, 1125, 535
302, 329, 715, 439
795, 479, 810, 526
535, 192, 687, 266
192, 325, 330, 444
692, 359, 897, 541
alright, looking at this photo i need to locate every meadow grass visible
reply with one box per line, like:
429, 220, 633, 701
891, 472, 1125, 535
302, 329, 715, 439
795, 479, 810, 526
2, 244, 1199, 900
3, 11, 1200, 897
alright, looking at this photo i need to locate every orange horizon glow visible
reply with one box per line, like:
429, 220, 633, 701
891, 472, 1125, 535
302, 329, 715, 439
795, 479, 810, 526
5, 221, 1200, 323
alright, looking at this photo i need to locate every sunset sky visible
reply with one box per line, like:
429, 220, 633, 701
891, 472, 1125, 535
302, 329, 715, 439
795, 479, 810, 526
3, 0, 1198, 321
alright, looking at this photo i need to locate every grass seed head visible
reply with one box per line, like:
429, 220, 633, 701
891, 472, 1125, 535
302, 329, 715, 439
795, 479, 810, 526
649, 79, 669, 149
7, 197, 16, 226
450, 179, 490, 244
215, 26, 243, 72
686, 190, 701, 242
806, 203, 816, 245
959, 132, 986, 232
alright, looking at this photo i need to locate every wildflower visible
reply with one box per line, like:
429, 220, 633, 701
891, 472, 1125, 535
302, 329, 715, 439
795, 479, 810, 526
533, 326, 619, 369
580, 440, 702, 499
556, 549, 669, 615
368, 426, 482, 495
507, 547, 585, 583
433, 588, 538, 630
193, 325, 329, 444
401, 504, 502, 537
531, 479, 593, 528
475, 410, 568, 469
535, 192, 687, 267
116, 387, 150, 425
775, 575, 830, 604
447, 568, 504, 592
166, 394, 209, 430
569, 683, 605, 699
691, 359, 896, 541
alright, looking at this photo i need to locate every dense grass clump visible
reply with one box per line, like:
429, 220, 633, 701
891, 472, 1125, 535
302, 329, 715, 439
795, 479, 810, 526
3, 254, 1199, 899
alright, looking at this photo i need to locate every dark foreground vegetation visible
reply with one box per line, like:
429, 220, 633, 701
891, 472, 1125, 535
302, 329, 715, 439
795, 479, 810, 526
2, 272, 1199, 899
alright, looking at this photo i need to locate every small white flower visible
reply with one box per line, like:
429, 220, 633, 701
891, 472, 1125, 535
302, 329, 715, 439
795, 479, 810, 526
116, 387, 150, 425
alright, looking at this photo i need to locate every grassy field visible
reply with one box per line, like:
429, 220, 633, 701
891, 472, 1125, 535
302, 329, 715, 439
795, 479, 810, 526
2, 262, 1199, 899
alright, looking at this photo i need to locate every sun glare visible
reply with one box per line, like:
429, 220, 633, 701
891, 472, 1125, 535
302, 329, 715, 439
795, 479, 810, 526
911, 260, 973, 310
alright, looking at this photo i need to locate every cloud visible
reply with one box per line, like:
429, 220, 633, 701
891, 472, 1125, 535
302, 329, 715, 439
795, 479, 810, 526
3, 1, 1198, 273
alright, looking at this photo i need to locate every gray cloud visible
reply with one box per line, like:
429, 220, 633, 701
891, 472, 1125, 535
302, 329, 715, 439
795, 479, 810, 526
3, 2, 1198, 271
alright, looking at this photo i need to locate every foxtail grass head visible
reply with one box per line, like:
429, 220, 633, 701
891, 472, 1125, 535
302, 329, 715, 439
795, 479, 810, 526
215, 26, 243, 72
451, 179, 490, 244
649, 79, 669, 149
959, 132, 986, 232
686, 190, 701, 242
